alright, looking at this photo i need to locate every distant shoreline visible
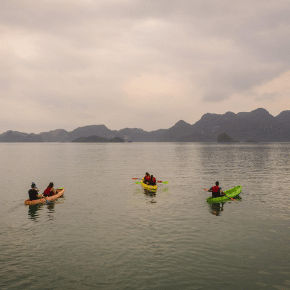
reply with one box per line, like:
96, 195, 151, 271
1, 108, 290, 142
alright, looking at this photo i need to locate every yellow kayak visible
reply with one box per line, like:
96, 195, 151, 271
141, 179, 157, 192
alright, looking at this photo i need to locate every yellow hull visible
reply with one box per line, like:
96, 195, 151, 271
141, 179, 157, 191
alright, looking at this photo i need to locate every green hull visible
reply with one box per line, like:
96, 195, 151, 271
207, 185, 242, 203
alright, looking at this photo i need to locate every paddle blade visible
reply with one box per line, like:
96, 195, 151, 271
135, 181, 141, 184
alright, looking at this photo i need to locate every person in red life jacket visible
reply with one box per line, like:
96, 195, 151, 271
150, 175, 156, 186
144, 172, 151, 184
28, 182, 41, 201
207, 181, 224, 198
43, 182, 56, 197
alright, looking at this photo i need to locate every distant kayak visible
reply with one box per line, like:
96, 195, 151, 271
141, 178, 157, 192
24, 188, 65, 205
207, 186, 242, 203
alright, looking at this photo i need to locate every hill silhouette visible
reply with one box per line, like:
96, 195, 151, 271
1, 108, 290, 142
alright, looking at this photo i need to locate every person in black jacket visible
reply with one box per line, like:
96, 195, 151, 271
28, 182, 41, 201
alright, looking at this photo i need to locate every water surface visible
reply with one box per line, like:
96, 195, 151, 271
1, 143, 290, 289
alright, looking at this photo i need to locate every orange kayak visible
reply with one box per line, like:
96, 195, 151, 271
24, 188, 65, 205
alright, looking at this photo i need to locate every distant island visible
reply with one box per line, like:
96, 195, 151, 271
72, 136, 124, 143
1, 108, 290, 143
217, 133, 238, 142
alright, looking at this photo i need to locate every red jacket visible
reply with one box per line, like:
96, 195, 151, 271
145, 175, 151, 181
211, 186, 220, 193
44, 187, 54, 196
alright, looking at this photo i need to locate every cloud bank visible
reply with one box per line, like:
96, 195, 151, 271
0, 0, 289, 133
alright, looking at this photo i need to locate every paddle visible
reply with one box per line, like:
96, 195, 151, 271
135, 181, 168, 186
134, 178, 168, 184
135, 181, 158, 185
204, 189, 236, 201
157, 181, 168, 184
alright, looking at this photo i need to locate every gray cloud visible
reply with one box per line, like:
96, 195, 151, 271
0, 0, 289, 133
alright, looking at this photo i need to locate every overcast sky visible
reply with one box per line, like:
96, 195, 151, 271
1, 0, 289, 134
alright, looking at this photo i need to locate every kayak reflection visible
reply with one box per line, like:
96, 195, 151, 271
28, 198, 61, 221
208, 195, 242, 216
143, 189, 157, 203
144, 188, 156, 196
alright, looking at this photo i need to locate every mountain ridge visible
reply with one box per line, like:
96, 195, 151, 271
1, 108, 290, 142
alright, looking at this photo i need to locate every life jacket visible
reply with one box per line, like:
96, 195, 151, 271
44, 187, 52, 196
151, 177, 156, 183
211, 186, 220, 193
211, 186, 221, 197
145, 175, 151, 181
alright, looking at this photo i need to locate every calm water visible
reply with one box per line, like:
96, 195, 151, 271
0, 143, 290, 290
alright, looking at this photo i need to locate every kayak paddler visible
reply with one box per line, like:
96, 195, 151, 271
207, 181, 225, 198
43, 182, 56, 197
150, 175, 156, 185
28, 182, 42, 201
144, 172, 151, 184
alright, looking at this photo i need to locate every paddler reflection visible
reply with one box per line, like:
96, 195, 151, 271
209, 202, 224, 216
28, 204, 43, 221
46, 200, 56, 212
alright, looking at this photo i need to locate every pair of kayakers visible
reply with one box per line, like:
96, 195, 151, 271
206, 181, 225, 198
28, 182, 56, 201
144, 172, 157, 186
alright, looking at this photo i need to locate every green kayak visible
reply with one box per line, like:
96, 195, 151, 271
207, 185, 242, 203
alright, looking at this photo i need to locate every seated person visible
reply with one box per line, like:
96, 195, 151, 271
28, 182, 41, 201
150, 175, 156, 186
43, 182, 56, 197
144, 172, 151, 184
208, 181, 224, 198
